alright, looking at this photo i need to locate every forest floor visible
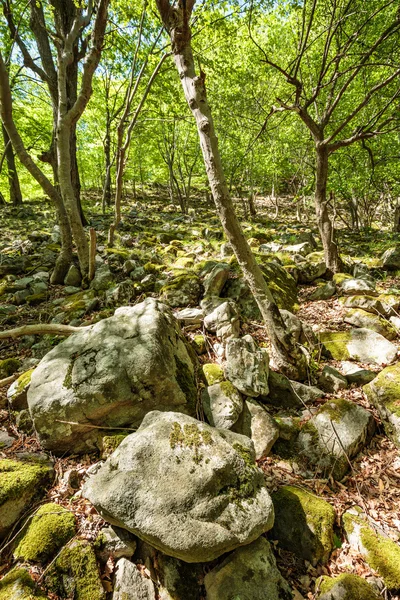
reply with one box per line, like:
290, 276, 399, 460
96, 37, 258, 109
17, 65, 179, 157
1, 190, 400, 599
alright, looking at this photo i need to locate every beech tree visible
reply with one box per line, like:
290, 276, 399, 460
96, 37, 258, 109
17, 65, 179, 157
250, 0, 400, 272
155, 0, 307, 380
0, 0, 109, 282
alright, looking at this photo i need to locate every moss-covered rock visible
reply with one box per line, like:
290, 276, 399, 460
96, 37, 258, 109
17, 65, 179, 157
192, 334, 206, 354
160, 272, 201, 308
202, 363, 224, 385
271, 485, 336, 565
344, 308, 397, 340
14, 503, 75, 563
7, 368, 34, 410
46, 540, 105, 600
320, 329, 397, 365
343, 507, 400, 590
100, 434, 128, 459
317, 573, 379, 599
0, 357, 20, 378
0, 568, 48, 600
0, 456, 53, 539
363, 363, 400, 447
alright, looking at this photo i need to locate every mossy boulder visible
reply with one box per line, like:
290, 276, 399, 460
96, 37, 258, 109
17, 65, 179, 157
317, 573, 380, 599
14, 503, 76, 563
0, 455, 53, 539
160, 272, 201, 307
297, 398, 375, 480
0, 357, 20, 378
271, 485, 335, 565
343, 507, 400, 590
363, 363, 400, 446
46, 540, 105, 600
83, 410, 274, 563
202, 363, 224, 385
320, 329, 397, 366
0, 568, 48, 600
58, 289, 98, 319
7, 368, 34, 410
344, 308, 397, 340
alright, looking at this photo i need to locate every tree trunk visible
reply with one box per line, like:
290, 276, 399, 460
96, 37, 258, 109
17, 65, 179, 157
2, 123, 22, 205
158, 3, 307, 380
102, 117, 112, 212
315, 145, 342, 273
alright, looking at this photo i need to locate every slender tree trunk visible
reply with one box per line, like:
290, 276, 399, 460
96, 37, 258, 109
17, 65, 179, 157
2, 123, 22, 205
102, 117, 112, 212
315, 145, 342, 273
158, 3, 307, 380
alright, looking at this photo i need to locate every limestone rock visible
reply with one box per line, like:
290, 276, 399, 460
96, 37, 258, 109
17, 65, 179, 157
203, 263, 230, 296
284, 241, 313, 256
204, 300, 240, 343
204, 537, 292, 600
309, 281, 336, 301
83, 411, 274, 563
232, 398, 279, 459
341, 362, 376, 385
202, 382, 243, 429
318, 366, 348, 394
298, 260, 327, 284
225, 335, 269, 397
160, 272, 201, 307
0, 568, 48, 599
344, 308, 396, 340
96, 527, 137, 562
112, 558, 156, 600
267, 371, 324, 408
340, 278, 377, 296
343, 295, 387, 316
105, 280, 136, 306
27, 299, 197, 454
0, 429, 15, 449
297, 398, 375, 479
90, 264, 114, 292
175, 307, 203, 326
317, 574, 380, 600
271, 485, 336, 565
363, 363, 400, 446
381, 246, 400, 270
202, 363, 224, 385
64, 265, 82, 287
320, 329, 398, 366
7, 368, 34, 410
343, 507, 400, 590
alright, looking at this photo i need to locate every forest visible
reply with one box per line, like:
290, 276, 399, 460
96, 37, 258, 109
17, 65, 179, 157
0, 0, 400, 598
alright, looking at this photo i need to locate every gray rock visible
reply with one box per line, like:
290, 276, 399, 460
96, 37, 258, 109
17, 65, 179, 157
64, 265, 82, 287
284, 241, 313, 256
83, 411, 274, 563
340, 278, 377, 296
7, 368, 34, 410
161, 273, 201, 308
202, 382, 243, 429
203, 263, 230, 296
0, 304, 17, 315
14, 289, 30, 304
64, 286, 81, 295
267, 371, 324, 408
233, 398, 279, 459
309, 281, 336, 301
381, 246, 400, 271
318, 366, 348, 393
344, 308, 396, 340
0, 429, 15, 449
298, 261, 327, 283
112, 558, 156, 600
105, 280, 136, 306
32, 271, 50, 282
175, 307, 204, 327
317, 573, 380, 600
220, 242, 234, 258
27, 299, 197, 454
29, 280, 48, 296
259, 242, 282, 253
97, 527, 137, 562
297, 398, 375, 479
204, 300, 240, 343
343, 295, 387, 316
123, 259, 138, 275
204, 537, 292, 600
13, 277, 34, 290
363, 363, 400, 447
90, 264, 114, 292
320, 329, 398, 366
130, 266, 146, 281
341, 362, 377, 385
225, 335, 269, 397
280, 309, 317, 348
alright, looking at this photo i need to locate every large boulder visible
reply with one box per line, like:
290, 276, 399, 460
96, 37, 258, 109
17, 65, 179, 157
320, 329, 398, 366
363, 363, 400, 446
27, 299, 198, 454
204, 537, 292, 600
83, 411, 274, 563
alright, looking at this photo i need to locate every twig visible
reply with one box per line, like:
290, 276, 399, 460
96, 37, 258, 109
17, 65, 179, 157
0, 373, 19, 387
55, 420, 137, 431
0, 323, 90, 340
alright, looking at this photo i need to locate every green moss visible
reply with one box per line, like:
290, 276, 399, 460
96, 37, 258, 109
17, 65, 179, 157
333, 273, 352, 285
101, 434, 128, 458
364, 362, 400, 419
15, 368, 35, 394
46, 541, 104, 600
169, 422, 213, 464
14, 503, 76, 563
320, 331, 352, 360
271, 485, 335, 564
26, 293, 47, 306
202, 363, 224, 385
223, 443, 259, 504
0, 568, 48, 600
0, 357, 20, 378
63, 360, 74, 390
143, 262, 164, 274
318, 398, 354, 422
318, 573, 379, 599
0, 458, 52, 505
193, 335, 206, 354
104, 247, 129, 259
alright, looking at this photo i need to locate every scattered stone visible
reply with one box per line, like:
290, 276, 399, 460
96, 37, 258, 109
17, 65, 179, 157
284, 241, 313, 256
309, 281, 336, 301
320, 329, 398, 366
112, 558, 156, 600
225, 335, 269, 397
381, 246, 400, 271
7, 368, 34, 410
298, 260, 327, 283
105, 279, 136, 306
232, 398, 279, 459
192, 334, 206, 354
363, 363, 400, 446
175, 307, 203, 326
28, 299, 197, 454
318, 366, 348, 393
203, 263, 230, 296
297, 398, 375, 479
343, 295, 387, 316
0, 568, 48, 599
271, 485, 336, 565
90, 264, 114, 292
202, 381, 243, 429
202, 363, 224, 385
204, 537, 292, 600
16, 409, 34, 433
83, 411, 274, 562
0, 455, 53, 539
0, 429, 15, 449
0, 357, 20, 378
64, 285, 81, 295
343, 507, 400, 590
204, 300, 240, 343
161, 272, 201, 307
340, 278, 377, 296
0, 303, 17, 315
46, 540, 105, 600
220, 242, 233, 258
95, 527, 137, 562
317, 573, 380, 600
14, 503, 75, 563
266, 371, 324, 408
344, 308, 396, 340
341, 362, 376, 385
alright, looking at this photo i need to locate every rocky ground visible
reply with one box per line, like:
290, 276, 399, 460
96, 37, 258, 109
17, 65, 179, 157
1, 192, 400, 599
